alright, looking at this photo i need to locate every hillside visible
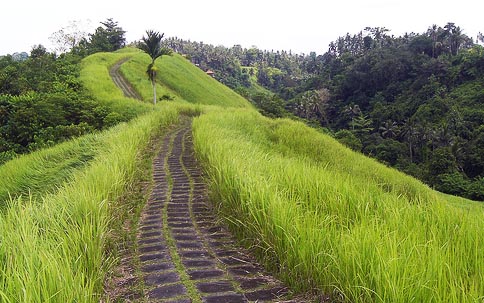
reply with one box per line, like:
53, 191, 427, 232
193, 109, 484, 302
0, 46, 483, 302
164, 25, 484, 201
117, 48, 484, 301
111, 48, 252, 108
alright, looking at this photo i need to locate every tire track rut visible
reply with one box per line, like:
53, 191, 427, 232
137, 119, 297, 302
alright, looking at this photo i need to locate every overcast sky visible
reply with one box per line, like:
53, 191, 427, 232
1, 0, 482, 55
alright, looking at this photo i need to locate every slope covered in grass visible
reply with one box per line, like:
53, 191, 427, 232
0, 135, 100, 208
3, 44, 483, 303
81, 48, 251, 109
80, 50, 152, 118
120, 50, 251, 108
116, 48, 184, 103
0, 48, 207, 301
193, 109, 484, 302
0, 104, 187, 302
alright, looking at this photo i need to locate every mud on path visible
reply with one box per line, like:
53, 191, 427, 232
131, 119, 302, 303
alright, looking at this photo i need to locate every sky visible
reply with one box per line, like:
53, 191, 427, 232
1, 0, 482, 55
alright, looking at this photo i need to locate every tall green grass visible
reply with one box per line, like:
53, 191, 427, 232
0, 104, 181, 302
80, 50, 152, 119
134, 52, 251, 108
1, 50, 154, 208
117, 49, 184, 103
193, 109, 484, 302
86, 48, 251, 109
0, 135, 99, 208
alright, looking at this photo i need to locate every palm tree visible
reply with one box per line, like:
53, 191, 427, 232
379, 120, 398, 138
428, 24, 439, 58
138, 30, 172, 104
350, 113, 374, 135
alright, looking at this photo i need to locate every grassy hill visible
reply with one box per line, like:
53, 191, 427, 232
0, 48, 483, 302
0, 48, 248, 302
79, 50, 152, 118
0, 107, 183, 301
111, 48, 252, 108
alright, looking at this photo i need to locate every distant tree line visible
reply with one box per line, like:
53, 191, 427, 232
170, 23, 484, 200
162, 37, 315, 97
0, 19, 128, 164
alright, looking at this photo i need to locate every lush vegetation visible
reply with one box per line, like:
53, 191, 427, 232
79, 50, 152, 114
0, 134, 99, 207
121, 51, 251, 108
193, 109, 484, 302
0, 27, 247, 301
168, 24, 484, 201
0, 47, 100, 163
137, 30, 173, 104
50, 18, 127, 56
309, 24, 484, 201
118, 49, 180, 103
162, 37, 312, 100
1, 18, 483, 302
0, 28, 142, 165
0, 106, 181, 302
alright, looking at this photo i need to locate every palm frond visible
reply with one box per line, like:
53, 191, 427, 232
137, 30, 171, 63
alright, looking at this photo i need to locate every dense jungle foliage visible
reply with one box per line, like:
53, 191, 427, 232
165, 23, 484, 200
0, 19, 127, 164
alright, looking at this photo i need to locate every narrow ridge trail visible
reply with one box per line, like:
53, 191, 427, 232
110, 58, 143, 100
136, 119, 298, 302
108, 58, 311, 302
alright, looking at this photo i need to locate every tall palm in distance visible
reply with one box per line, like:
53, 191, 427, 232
138, 30, 172, 104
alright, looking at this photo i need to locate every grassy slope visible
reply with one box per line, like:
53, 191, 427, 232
0, 107, 181, 302
77, 48, 484, 303
193, 109, 484, 303
0, 48, 247, 209
0, 50, 155, 210
0, 135, 100, 208
120, 50, 251, 108
0, 48, 246, 302
115, 48, 181, 103
79, 50, 152, 118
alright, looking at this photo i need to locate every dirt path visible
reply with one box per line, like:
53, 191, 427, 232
135, 120, 298, 302
107, 59, 316, 302
110, 58, 143, 100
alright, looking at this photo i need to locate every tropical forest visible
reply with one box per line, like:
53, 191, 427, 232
163, 24, 484, 201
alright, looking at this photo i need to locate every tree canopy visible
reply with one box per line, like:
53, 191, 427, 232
88, 18, 126, 53
168, 23, 484, 200
0, 46, 126, 164
49, 18, 126, 56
